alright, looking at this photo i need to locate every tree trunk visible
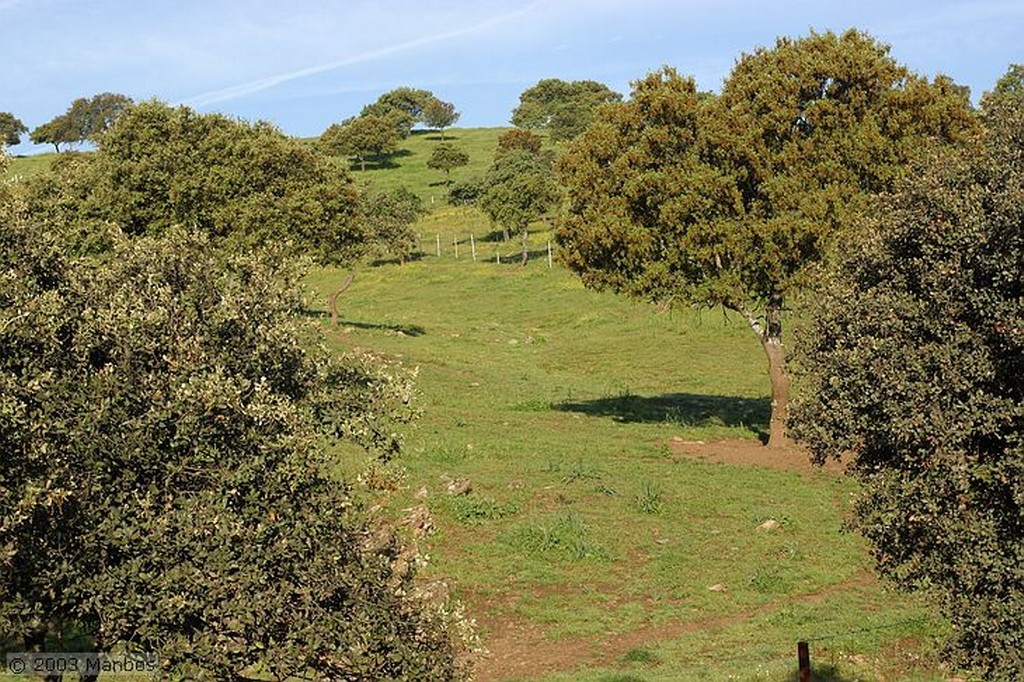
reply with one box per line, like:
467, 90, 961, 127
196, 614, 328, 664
520, 227, 529, 266
328, 271, 356, 327
735, 299, 790, 448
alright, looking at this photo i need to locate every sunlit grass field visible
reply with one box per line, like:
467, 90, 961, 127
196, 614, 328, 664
304, 203, 954, 681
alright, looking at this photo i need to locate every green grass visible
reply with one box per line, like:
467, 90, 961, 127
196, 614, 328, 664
4, 152, 56, 183
305, 211, 954, 681
330, 126, 544, 204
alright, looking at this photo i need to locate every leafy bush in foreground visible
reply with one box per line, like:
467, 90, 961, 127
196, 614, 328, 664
792, 96, 1024, 679
0, 207, 471, 678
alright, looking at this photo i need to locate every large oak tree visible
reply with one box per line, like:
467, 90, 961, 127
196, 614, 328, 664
556, 30, 977, 447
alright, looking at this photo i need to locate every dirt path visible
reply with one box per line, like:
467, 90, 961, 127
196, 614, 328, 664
665, 437, 847, 475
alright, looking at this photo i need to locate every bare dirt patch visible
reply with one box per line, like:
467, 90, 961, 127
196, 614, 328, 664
666, 437, 847, 475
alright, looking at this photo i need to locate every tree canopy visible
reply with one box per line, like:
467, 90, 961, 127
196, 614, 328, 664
511, 78, 621, 142
0, 211, 471, 677
422, 98, 460, 139
321, 115, 402, 171
360, 87, 457, 139
363, 186, 425, 264
426, 142, 470, 185
479, 148, 558, 248
27, 100, 365, 263
0, 112, 27, 148
495, 128, 543, 159
790, 90, 1024, 679
30, 92, 132, 151
555, 31, 978, 446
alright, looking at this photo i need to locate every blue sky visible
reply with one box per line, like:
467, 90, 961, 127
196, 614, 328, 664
3, 0, 1022, 155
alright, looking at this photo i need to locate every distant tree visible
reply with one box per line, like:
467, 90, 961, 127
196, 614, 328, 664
495, 128, 542, 159
80, 92, 133, 138
30, 117, 77, 152
556, 31, 978, 447
790, 96, 1024, 680
511, 78, 621, 141
322, 115, 401, 171
422, 98, 460, 140
426, 143, 470, 186
479, 149, 559, 259
0, 112, 28, 148
30, 92, 132, 151
27, 100, 366, 263
364, 186, 425, 264
0, 215, 472, 679
361, 87, 435, 138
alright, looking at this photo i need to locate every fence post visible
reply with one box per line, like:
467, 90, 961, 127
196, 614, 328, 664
797, 641, 810, 682
471, 234, 476, 261
547, 241, 552, 269
454, 235, 459, 259
436, 234, 441, 257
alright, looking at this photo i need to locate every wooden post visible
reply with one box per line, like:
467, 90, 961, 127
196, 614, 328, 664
471, 234, 476, 261
797, 641, 811, 682
436, 234, 441, 257
454, 235, 459, 259
547, 241, 552, 269
495, 249, 500, 264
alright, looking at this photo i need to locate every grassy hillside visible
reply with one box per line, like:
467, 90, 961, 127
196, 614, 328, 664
305, 211, 951, 681
5, 152, 56, 182
2, 129, 953, 681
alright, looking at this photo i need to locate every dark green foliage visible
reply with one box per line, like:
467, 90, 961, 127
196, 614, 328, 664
0, 112, 27, 148
29, 92, 132, 151
364, 186, 425, 263
361, 87, 436, 138
422, 98, 460, 139
511, 78, 622, 142
0, 214, 471, 679
27, 100, 365, 264
791, 99, 1024, 679
321, 115, 402, 171
426, 142, 470, 185
479, 149, 559, 242
447, 177, 486, 206
555, 32, 978, 445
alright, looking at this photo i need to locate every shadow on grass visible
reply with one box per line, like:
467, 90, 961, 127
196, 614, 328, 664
335, 319, 426, 336
786, 662, 863, 681
555, 392, 768, 434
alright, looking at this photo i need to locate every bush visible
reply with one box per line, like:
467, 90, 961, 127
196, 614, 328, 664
791, 101, 1024, 679
25, 100, 366, 264
447, 177, 486, 206
0, 216, 472, 679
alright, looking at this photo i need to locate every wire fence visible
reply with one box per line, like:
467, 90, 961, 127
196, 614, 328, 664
416, 232, 556, 268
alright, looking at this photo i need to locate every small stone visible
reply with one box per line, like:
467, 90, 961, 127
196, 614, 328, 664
708, 583, 727, 592
759, 519, 780, 531
446, 477, 472, 496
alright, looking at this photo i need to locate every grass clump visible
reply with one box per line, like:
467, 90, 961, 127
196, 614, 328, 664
505, 512, 610, 562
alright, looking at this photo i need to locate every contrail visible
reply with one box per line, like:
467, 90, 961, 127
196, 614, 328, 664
180, 3, 541, 108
